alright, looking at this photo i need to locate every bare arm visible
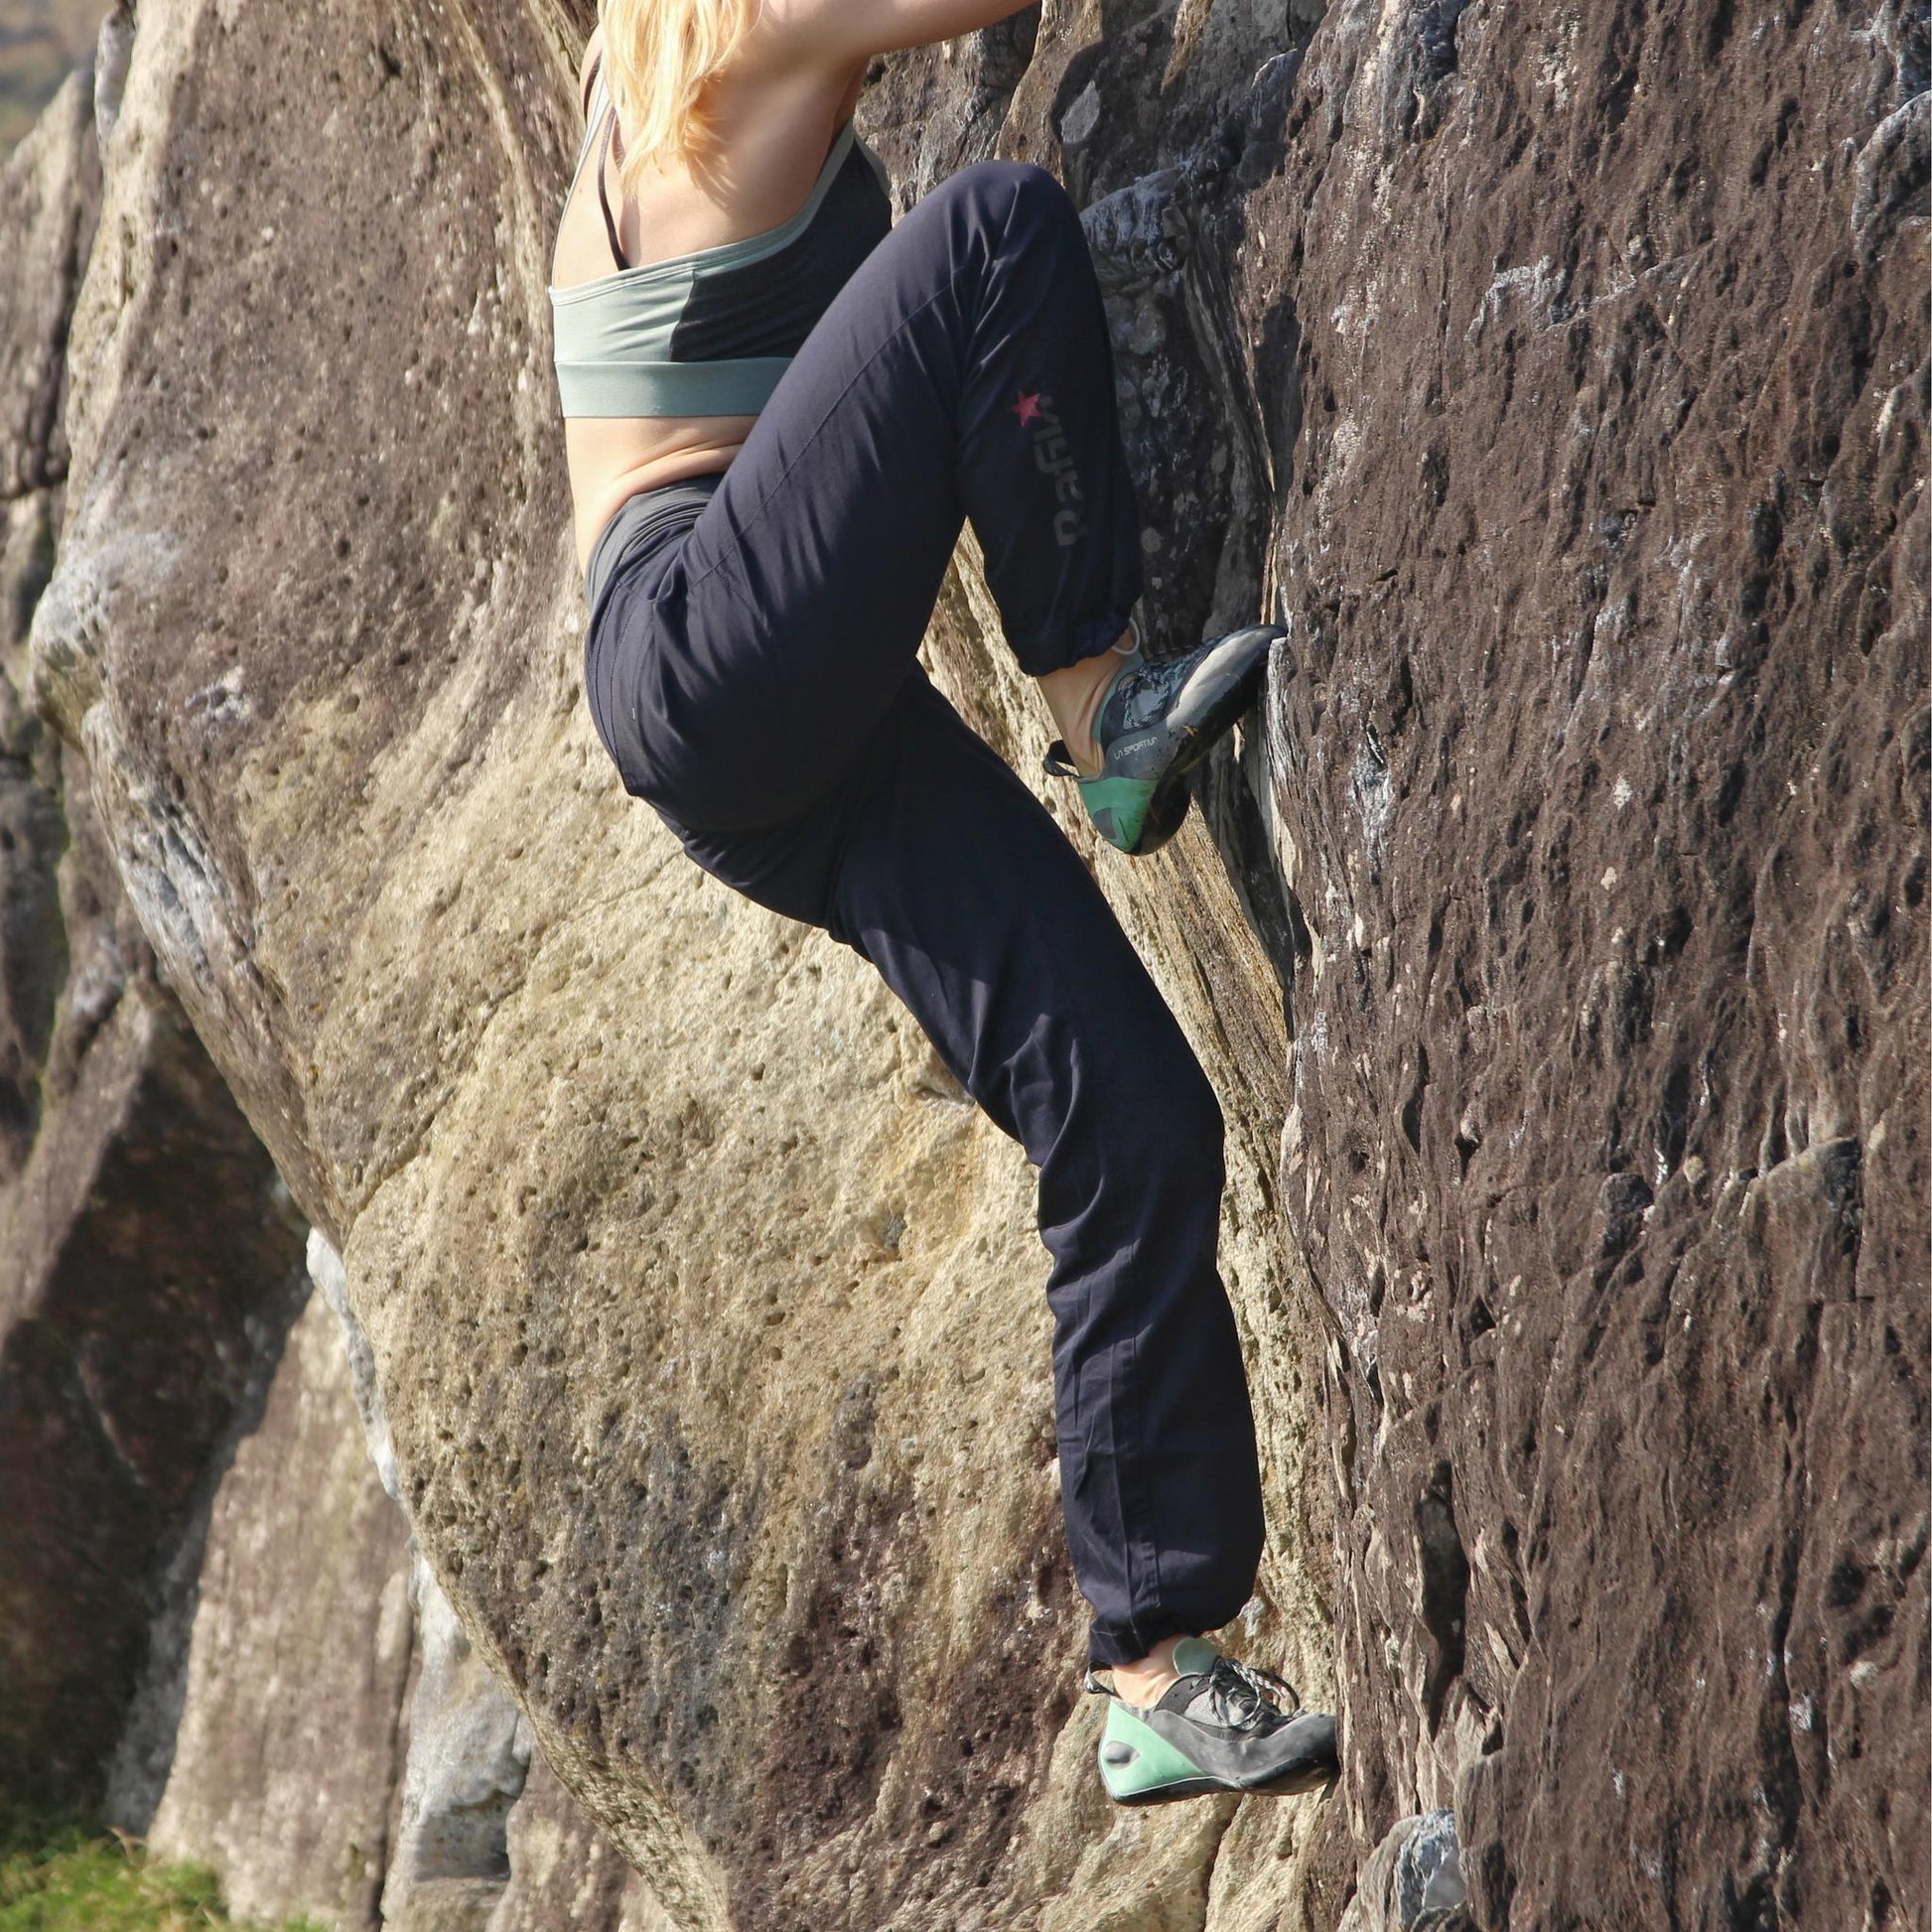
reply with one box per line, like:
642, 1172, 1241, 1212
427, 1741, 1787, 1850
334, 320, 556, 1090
759, 0, 1033, 66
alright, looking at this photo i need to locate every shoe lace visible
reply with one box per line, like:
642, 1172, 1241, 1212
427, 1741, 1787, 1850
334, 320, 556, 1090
1110, 653, 1192, 733
1202, 1656, 1302, 1730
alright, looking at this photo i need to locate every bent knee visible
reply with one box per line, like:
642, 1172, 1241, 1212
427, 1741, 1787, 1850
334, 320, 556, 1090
933, 157, 1076, 228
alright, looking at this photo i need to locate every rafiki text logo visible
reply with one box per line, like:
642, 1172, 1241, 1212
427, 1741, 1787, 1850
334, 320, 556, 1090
1013, 390, 1089, 548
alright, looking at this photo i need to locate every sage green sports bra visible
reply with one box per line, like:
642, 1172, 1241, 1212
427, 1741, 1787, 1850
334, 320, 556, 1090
549, 67, 893, 420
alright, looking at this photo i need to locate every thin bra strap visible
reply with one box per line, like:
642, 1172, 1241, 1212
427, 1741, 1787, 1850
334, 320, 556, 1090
565, 57, 610, 203
591, 100, 852, 279
597, 110, 631, 272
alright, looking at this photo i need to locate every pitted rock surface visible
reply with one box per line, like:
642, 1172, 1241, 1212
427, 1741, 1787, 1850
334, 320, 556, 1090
1241, 2, 1928, 1925
25, 0, 1926, 1928
0, 55, 332, 1825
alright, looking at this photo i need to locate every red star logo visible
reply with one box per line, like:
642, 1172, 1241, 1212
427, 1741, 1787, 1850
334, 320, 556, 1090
1012, 390, 1043, 426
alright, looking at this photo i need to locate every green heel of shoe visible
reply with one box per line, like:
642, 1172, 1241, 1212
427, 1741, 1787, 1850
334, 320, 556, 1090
1037, 759, 1187, 857
1096, 1697, 1228, 1804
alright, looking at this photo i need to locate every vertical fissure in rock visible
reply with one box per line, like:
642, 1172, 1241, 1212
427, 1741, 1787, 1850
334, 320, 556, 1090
1415, 1462, 1470, 1732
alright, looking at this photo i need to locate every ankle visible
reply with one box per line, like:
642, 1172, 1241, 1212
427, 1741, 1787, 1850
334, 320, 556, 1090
1037, 623, 1140, 776
1064, 703, 1108, 779
1110, 1633, 1187, 1709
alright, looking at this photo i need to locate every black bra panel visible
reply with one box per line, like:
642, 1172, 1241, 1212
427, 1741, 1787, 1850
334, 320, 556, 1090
667, 147, 891, 364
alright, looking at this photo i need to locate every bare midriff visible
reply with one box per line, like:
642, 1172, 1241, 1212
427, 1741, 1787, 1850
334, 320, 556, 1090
553, 37, 869, 573
562, 416, 756, 570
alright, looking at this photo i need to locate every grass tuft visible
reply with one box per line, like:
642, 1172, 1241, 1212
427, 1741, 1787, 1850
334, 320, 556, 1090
0, 1818, 330, 1932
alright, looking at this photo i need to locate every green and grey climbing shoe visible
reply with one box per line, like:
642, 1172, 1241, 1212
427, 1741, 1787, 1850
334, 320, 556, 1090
1043, 623, 1286, 856
1089, 1637, 1338, 1805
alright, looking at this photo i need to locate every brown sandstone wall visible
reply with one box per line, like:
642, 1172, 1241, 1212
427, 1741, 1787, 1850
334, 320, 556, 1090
4, 64, 654, 1923
1242, 4, 1928, 1923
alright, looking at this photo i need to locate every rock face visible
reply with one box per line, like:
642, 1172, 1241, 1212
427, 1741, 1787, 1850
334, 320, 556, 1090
131, 1287, 415, 1930
1239, 7, 1929, 1926
0, 64, 324, 1818
29, 2, 1338, 1923
1337, 1811, 1470, 1932
879, 2, 1932, 1916
3, 66, 662, 1923
25, 2, 1926, 1930
0, 74, 95, 1147
103, 1217, 696, 1932
0, 66, 92, 654
0, 967, 302, 1815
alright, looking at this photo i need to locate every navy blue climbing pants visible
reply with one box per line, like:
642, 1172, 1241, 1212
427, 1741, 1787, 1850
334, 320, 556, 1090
582, 159, 1265, 1668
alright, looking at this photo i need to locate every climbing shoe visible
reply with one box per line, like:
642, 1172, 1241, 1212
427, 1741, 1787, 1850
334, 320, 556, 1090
1089, 1637, 1338, 1805
1042, 623, 1286, 856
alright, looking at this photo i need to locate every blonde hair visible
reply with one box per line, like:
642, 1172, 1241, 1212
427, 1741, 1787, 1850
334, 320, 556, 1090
597, 0, 761, 194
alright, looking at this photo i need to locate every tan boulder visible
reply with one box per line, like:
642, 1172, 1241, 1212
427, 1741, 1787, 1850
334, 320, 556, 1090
29, 0, 1334, 1923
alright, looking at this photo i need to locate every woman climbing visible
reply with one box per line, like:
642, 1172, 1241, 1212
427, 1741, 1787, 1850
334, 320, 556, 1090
550, 0, 1338, 1805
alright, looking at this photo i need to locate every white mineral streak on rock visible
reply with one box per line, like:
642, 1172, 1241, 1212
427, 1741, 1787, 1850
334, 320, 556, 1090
1060, 79, 1102, 150
93, 2, 136, 147
312, 1228, 404, 1503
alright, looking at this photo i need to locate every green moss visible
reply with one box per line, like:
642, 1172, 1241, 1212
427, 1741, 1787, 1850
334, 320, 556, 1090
0, 1820, 329, 1932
